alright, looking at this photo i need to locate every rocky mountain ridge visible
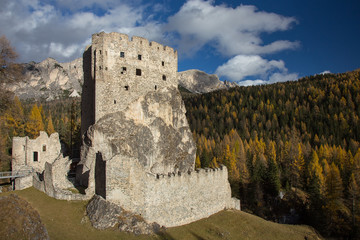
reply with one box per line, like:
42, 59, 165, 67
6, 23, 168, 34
178, 69, 237, 93
6, 57, 83, 100
5, 58, 236, 100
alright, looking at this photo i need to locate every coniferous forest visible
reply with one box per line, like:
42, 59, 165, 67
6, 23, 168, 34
1, 70, 360, 238
182, 70, 360, 239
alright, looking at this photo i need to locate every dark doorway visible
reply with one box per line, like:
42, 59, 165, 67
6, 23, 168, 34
95, 152, 106, 199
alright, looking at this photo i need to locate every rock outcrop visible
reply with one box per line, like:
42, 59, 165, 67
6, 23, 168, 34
87, 195, 162, 235
178, 69, 237, 93
0, 194, 49, 240
77, 85, 196, 187
6, 57, 83, 100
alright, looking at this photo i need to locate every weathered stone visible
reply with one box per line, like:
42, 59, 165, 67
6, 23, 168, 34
4, 57, 83, 100
87, 195, 161, 235
12, 132, 62, 173
87, 195, 123, 229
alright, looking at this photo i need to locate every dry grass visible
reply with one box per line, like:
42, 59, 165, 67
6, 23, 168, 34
1, 187, 322, 240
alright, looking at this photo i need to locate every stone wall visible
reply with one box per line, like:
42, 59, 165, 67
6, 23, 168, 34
104, 155, 238, 227
12, 132, 62, 173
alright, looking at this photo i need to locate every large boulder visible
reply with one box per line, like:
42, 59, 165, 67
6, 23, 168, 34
87, 195, 162, 235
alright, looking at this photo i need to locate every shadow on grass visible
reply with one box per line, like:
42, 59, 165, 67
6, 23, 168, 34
189, 231, 207, 240
156, 230, 176, 240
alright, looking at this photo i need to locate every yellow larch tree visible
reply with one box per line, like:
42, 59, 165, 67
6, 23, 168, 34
25, 104, 44, 138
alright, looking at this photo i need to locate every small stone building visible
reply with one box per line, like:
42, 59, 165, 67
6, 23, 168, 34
11, 132, 86, 200
12, 131, 61, 173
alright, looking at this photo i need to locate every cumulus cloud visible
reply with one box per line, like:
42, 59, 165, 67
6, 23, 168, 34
216, 55, 298, 84
165, 0, 299, 56
0, 0, 300, 85
0, 0, 156, 62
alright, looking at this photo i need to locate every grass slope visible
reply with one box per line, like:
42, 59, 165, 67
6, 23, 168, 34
1, 187, 322, 240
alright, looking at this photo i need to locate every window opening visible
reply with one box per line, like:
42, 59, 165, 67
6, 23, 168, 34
33, 152, 38, 162
120, 52, 125, 58
162, 61, 165, 66
43, 145, 46, 152
162, 75, 166, 81
125, 86, 129, 91
155, 85, 157, 90
136, 69, 142, 76
99, 50, 102, 54
99, 66, 102, 70
138, 54, 142, 60
105, 67, 108, 70
114, 100, 116, 104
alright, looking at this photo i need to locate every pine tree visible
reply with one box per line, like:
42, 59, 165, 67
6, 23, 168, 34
324, 162, 349, 236
291, 143, 305, 187
348, 173, 359, 231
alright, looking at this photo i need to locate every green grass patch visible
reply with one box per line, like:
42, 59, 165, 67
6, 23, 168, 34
1, 187, 322, 240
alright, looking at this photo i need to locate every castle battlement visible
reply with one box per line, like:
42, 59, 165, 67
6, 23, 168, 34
153, 165, 227, 179
93, 32, 177, 55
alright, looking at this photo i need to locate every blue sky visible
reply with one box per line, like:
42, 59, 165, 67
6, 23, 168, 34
1, 0, 359, 86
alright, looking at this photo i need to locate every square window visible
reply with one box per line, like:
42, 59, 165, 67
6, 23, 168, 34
136, 69, 142, 76
120, 52, 125, 58
138, 54, 142, 60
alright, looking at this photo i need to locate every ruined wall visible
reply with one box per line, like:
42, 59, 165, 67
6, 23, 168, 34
104, 155, 238, 227
12, 132, 62, 173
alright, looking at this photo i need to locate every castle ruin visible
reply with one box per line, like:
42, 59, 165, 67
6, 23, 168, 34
12, 32, 240, 228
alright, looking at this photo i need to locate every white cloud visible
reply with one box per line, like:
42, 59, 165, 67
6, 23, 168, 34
166, 0, 299, 56
319, 70, 331, 75
0, 0, 157, 62
237, 79, 267, 87
216, 55, 298, 84
0, 0, 300, 86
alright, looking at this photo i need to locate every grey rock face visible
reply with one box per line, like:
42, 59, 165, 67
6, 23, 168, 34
87, 195, 161, 235
79, 86, 195, 176
6, 57, 83, 100
87, 195, 123, 229
178, 69, 237, 93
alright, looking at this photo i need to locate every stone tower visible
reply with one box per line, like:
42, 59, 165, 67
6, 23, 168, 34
81, 32, 178, 133
77, 32, 238, 227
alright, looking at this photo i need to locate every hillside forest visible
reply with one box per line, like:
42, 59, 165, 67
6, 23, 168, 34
0, 37, 359, 239
182, 70, 360, 239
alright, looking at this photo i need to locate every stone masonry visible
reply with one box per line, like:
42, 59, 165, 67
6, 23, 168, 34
76, 32, 240, 227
